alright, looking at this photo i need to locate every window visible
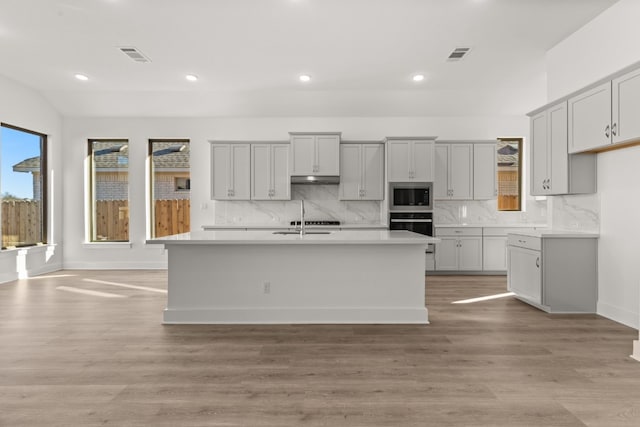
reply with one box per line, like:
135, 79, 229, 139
149, 139, 190, 238
0, 124, 47, 249
89, 139, 129, 242
497, 137, 522, 211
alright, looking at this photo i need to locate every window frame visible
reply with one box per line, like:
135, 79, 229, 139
88, 138, 130, 242
0, 122, 48, 249
148, 139, 190, 239
496, 137, 523, 212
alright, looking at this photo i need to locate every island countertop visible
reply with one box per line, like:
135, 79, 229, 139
148, 229, 438, 246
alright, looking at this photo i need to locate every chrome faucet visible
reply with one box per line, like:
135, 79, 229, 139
299, 200, 306, 236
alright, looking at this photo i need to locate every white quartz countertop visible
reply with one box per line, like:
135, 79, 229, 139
202, 224, 388, 230
436, 223, 547, 228
508, 229, 599, 238
148, 230, 438, 245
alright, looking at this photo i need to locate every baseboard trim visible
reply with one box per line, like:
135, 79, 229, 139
163, 307, 430, 325
597, 301, 639, 329
63, 262, 168, 270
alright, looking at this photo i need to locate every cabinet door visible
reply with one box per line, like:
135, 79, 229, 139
483, 236, 508, 271
548, 101, 569, 195
316, 135, 340, 175
530, 111, 548, 196
387, 141, 411, 182
435, 238, 458, 271
612, 67, 640, 145
434, 144, 449, 199
507, 246, 542, 304
339, 144, 362, 200
291, 135, 316, 175
458, 237, 482, 270
449, 144, 472, 200
361, 144, 384, 200
271, 144, 291, 200
251, 144, 271, 200
412, 140, 434, 182
211, 144, 231, 200
230, 144, 251, 200
568, 81, 612, 153
473, 144, 497, 200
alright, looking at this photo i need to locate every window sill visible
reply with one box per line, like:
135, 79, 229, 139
1, 243, 56, 253
82, 242, 132, 249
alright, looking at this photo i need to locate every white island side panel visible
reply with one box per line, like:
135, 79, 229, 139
164, 242, 428, 324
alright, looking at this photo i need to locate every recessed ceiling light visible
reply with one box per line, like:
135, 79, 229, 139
412, 74, 425, 82
299, 74, 311, 82
74, 73, 89, 81
185, 74, 198, 82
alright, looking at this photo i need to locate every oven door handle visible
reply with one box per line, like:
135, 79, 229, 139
390, 219, 433, 223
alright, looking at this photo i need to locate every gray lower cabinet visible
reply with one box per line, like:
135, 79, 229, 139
507, 233, 597, 313
435, 228, 482, 271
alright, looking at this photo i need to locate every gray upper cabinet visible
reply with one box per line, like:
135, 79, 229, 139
251, 143, 290, 200
435, 142, 495, 200
434, 143, 472, 200
568, 82, 612, 153
211, 143, 251, 200
530, 101, 596, 196
290, 132, 340, 176
386, 138, 435, 182
339, 143, 384, 200
612, 67, 640, 145
568, 65, 640, 154
473, 143, 497, 200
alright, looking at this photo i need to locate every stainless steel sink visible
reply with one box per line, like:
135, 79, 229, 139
272, 231, 332, 235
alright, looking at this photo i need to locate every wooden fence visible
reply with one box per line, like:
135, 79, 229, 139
1, 200, 42, 247
154, 199, 190, 237
94, 200, 129, 241
497, 170, 521, 211
92, 199, 190, 240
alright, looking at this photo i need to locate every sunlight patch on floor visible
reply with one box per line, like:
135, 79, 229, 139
452, 292, 515, 304
26, 274, 76, 280
56, 286, 127, 298
83, 278, 167, 294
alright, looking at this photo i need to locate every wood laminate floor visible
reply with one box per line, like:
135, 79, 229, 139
1, 271, 638, 426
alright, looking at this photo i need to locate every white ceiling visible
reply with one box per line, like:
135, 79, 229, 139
0, 0, 619, 117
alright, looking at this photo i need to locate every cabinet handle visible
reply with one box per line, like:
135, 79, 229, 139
612, 122, 617, 137
535, 257, 540, 268
605, 124, 610, 139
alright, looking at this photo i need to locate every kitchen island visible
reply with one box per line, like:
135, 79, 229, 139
148, 230, 437, 324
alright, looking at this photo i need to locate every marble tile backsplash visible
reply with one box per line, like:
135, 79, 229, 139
212, 185, 382, 225
434, 199, 548, 225
548, 194, 600, 232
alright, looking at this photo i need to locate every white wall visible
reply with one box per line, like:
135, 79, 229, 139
0, 74, 63, 283
62, 115, 529, 268
546, 0, 640, 328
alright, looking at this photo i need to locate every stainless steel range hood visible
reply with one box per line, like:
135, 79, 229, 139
290, 175, 340, 185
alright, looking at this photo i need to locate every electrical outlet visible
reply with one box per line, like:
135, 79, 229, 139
263, 282, 271, 294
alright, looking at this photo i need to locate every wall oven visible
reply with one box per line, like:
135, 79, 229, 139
389, 182, 433, 211
389, 211, 435, 271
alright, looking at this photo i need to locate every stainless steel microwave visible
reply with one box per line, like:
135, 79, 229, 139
389, 182, 433, 211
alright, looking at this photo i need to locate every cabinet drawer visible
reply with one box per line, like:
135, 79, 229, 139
436, 227, 482, 237
507, 234, 541, 251
483, 227, 538, 237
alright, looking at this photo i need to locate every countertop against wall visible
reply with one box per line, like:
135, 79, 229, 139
202, 224, 388, 230
436, 223, 546, 228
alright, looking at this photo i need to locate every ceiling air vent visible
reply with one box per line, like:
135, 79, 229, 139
118, 47, 151, 63
447, 47, 471, 62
